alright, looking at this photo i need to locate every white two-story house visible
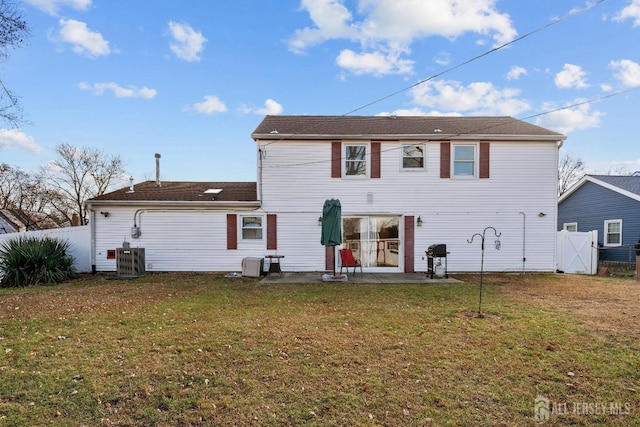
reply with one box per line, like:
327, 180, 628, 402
86, 115, 565, 274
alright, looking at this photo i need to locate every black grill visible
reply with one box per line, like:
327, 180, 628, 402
426, 244, 448, 278
427, 244, 447, 257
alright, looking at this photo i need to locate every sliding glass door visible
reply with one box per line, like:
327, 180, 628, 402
342, 216, 400, 270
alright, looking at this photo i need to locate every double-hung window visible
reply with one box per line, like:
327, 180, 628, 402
345, 144, 367, 176
453, 144, 476, 177
604, 219, 622, 246
241, 215, 263, 240
402, 144, 425, 170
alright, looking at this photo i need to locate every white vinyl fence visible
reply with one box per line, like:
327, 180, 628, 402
0, 226, 92, 273
556, 230, 598, 275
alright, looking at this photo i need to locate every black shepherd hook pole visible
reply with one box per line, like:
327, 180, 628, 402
467, 226, 501, 316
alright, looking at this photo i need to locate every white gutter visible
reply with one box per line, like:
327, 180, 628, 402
253, 133, 566, 142
86, 200, 261, 209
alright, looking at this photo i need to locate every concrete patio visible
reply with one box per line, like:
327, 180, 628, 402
260, 272, 462, 284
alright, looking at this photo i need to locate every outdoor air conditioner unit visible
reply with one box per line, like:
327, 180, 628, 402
116, 248, 146, 277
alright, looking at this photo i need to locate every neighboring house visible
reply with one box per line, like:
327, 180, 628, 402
0, 209, 62, 234
558, 174, 640, 263
86, 115, 565, 274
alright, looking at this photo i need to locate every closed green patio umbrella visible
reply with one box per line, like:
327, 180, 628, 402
321, 199, 342, 275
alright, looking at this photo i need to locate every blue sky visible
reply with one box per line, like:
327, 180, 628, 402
1, 0, 640, 183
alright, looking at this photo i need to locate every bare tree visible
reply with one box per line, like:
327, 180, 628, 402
39, 144, 126, 225
558, 152, 585, 196
0, 163, 51, 211
604, 165, 634, 176
0, 0, 29, 127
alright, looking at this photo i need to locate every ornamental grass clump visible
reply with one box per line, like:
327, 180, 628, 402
0, 236, 77, 287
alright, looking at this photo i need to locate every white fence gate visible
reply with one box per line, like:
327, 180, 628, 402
0, 226, 92, 273
556, 230, 598, 275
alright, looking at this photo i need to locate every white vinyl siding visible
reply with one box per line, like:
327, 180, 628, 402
257, 139, 559, 273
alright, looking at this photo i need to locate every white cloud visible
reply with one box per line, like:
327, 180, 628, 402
535, 101, 603, 134
57, 19, 110, 58
25, 0, 91, 15
610, 59, 640, 87
287, 0, 358, 54
191, 96, 227, 114
0, 129, 43, 153
506, 65, 527, 81
78, 82, 157, 99
288, 0, 517, 76
601, 83, 613, 92
239, 99, 284, 115
555, 64, 589, 89
377, 108, 462, 117
336, 48, 413, 76
434, 51, 451, 66
410, 79, 531, 116
256, 99, 283, 115
168, 21, 206, 62
613, 0, 640, 26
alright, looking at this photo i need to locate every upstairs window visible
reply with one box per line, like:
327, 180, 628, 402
402, 144, 425, 169
604, 219, 622, 246
345, 144, 367, 176
241, 216, 263, 240
453, 144, 476, 177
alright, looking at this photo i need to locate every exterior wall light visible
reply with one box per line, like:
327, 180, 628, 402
318, 216, 323, 226
417, 216, 423, 226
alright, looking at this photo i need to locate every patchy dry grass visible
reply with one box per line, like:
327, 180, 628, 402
0, 273, 639, 426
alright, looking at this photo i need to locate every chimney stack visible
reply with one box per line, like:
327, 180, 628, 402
155, 153, 161, 187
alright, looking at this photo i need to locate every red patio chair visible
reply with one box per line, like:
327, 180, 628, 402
339, 249, 362, 276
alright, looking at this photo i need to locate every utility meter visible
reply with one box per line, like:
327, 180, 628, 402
131, 226, 141, 239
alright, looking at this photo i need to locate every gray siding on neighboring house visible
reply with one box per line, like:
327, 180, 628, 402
558, 181, 640, 262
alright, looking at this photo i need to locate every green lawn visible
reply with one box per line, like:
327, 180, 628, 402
0, 273, 638, 426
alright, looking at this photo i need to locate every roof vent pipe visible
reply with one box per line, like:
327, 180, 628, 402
155, 153, 161, 187
127, 176, 134, 193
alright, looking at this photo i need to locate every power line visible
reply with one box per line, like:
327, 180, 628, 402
261, 85, 638, 170
343, 0, 607, 116
260, 0, 608, 148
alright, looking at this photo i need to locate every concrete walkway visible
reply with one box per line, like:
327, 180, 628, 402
260, 272, 462, 284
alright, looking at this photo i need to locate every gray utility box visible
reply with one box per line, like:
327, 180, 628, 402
116, 248, 146, 277
242, 257, 264, 277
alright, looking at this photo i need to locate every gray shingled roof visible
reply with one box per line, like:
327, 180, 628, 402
590, 175, 640, 196
87, 181, 258, 203
252, 115, 565, 140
